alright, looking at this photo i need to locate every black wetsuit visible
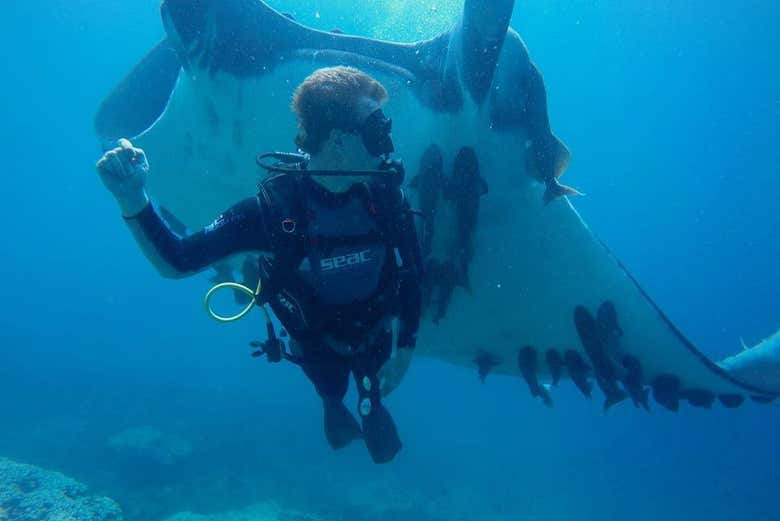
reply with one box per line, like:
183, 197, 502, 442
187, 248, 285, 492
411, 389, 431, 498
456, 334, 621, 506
127, 172, 421, 462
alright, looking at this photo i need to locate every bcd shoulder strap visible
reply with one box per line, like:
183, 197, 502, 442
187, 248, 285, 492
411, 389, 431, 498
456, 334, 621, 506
257, 174, 309, 296
362, 179, 409, 248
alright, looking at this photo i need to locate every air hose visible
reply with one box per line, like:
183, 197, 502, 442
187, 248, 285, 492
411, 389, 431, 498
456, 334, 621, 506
204, 279, 291, 363
204, 279, 269, 323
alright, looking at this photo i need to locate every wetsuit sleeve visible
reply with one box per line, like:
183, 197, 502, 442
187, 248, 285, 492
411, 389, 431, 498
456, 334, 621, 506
396, 193, 422, 349
123, 197, 270, 278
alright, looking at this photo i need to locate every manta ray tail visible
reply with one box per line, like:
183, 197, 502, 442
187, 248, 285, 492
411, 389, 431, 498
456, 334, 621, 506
94, 38, 181, 143
543, 179, 583, 205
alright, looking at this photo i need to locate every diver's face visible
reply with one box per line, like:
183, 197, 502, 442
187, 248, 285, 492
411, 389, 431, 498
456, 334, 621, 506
309, 98, 392, 166
317, 128, 379, 169
307, 97, 393, 192
309, 130, 377, 193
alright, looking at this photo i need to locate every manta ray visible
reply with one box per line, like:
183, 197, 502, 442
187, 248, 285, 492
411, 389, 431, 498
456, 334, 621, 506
96, 0, 780, 411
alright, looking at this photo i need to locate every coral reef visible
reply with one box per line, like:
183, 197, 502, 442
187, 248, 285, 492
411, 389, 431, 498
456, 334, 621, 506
107, 426, 193, 465
0, 457, 122, 520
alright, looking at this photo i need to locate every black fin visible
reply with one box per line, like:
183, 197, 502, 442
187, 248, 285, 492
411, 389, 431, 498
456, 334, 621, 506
323, 398, 363, 450
362, 402, 401, 464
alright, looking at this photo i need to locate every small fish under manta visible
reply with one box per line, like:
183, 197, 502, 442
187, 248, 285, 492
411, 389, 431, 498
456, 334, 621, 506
412, 145, 487, 323
96, 0, 780, 413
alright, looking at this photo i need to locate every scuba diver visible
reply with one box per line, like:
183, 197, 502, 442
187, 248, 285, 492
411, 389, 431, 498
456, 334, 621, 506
96, 66, 422, 464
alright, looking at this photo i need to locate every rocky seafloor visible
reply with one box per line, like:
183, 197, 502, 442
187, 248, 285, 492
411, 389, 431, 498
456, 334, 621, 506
162, 504, 324, 521
0, 457, 122, 521
0, 458, 322, 521
0, 455, 504, 521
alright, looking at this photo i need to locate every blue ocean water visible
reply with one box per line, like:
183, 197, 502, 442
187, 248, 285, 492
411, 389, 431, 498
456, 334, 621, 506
0, 1, 778, 520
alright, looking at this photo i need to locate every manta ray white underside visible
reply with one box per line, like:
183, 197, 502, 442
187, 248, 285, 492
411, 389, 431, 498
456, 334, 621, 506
96, 0, 779, 411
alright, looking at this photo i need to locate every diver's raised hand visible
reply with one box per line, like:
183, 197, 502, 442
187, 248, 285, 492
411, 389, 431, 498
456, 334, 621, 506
379, 347, 414, 397
96, 138, 150, 217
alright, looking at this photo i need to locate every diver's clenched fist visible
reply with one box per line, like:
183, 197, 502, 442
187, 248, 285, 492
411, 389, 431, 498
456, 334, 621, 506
96, 138, 150, 216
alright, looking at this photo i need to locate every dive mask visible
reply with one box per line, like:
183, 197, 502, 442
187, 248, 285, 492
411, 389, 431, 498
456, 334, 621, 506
256, 152, 404, 186
357, 109, 394, 157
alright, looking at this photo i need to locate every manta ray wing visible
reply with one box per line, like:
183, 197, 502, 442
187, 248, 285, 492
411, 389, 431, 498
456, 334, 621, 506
95, 0, 778, 410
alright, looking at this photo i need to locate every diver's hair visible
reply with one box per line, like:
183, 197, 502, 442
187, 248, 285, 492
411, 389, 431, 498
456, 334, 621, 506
291, 66, 388, 154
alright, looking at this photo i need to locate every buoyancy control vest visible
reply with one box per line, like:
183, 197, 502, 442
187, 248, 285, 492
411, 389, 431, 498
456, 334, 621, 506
256, 159, 411, 348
